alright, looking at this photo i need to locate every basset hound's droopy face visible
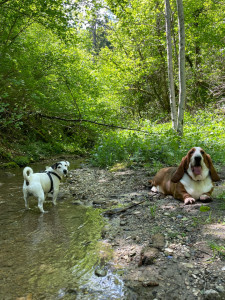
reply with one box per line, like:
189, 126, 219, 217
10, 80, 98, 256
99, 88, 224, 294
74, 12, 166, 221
151, 147, 220, 205
171, 147, 220, 183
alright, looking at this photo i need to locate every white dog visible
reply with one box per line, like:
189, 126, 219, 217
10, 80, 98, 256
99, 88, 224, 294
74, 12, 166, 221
23, 161, 70, 213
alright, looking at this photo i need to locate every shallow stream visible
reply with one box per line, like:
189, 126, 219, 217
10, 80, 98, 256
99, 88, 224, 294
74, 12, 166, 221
0, 160, 126, 300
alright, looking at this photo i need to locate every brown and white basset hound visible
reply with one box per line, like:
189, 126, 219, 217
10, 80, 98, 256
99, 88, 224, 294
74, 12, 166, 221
150, 147, 220, 204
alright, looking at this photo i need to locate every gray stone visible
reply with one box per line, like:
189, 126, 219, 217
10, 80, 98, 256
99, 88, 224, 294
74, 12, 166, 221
139, 247, 159, 266
215, 285, 225, 293
152, 233, 165, 250
203, 289, 220, 300
95, 267, 107, 277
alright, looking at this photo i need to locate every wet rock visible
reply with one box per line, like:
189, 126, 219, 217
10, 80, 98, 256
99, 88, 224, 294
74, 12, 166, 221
72, 200, 83, 205
93, 199, 106, 205
95, 266, 107, 277
120, 220, 127, 226
138, 247, 159, 266
203, 289, 220, 299
152, 233, 165, 250
66, 288, 77, 295
5, 172, 15, 177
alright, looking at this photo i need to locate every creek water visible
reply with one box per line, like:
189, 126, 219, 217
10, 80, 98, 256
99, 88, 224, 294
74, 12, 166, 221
0, 160, 126, 300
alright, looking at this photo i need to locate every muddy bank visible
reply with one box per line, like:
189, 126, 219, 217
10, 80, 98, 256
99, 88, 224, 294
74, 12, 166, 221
67, 164, 225, 300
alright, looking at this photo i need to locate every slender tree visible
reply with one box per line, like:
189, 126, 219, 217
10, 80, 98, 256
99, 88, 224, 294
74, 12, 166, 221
165, 0, 177, 130
176, 0, 186, 135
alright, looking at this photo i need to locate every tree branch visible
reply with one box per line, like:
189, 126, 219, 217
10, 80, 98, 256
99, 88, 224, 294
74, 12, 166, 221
31, 112, 150, 133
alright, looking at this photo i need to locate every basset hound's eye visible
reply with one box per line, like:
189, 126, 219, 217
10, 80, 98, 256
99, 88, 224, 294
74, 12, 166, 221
200, 150, 205, 155
189, 149, 194, 155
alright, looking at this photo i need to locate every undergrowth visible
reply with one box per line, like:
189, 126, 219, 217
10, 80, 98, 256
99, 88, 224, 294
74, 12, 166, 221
90, 110, 225, 168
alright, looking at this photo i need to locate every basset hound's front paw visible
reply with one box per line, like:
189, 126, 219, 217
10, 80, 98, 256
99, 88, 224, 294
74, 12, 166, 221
199, 194, 212, 202
184, 197, 196, 205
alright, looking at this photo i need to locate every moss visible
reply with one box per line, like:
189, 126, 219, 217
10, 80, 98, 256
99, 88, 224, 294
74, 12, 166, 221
13, 156, 30, 167
0, 147, 13, 161
1, 162, 19, 169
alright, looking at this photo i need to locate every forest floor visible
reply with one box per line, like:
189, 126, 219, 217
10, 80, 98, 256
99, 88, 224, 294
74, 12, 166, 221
66, 163, 225, 300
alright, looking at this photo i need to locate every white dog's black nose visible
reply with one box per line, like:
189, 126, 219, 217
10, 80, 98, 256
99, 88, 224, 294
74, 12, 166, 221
63, 170, 67, 174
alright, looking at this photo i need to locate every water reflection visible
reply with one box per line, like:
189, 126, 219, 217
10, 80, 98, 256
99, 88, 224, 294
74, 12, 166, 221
0, 162, 125, 300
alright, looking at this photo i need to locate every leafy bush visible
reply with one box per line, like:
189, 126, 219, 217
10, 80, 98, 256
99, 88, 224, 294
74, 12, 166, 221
90, 110, 225, 168
13, 156, 30, 167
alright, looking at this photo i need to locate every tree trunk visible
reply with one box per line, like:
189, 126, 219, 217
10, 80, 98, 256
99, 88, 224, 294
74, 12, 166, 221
165, 0, 177, 130
176, 0, 186, 135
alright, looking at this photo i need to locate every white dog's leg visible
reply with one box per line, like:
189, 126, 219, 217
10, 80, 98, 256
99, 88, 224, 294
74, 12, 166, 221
38, 191, 45, 213
23, 190, 29, 210
52, 190, 59, 205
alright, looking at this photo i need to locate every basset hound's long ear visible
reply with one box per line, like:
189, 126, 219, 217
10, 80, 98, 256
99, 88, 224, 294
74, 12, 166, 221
171, 156, 188, 183
206, 154, 220, 181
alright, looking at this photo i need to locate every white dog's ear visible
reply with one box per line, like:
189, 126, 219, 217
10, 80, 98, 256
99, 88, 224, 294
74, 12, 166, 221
51, 163, 58, 170
66, 161, 70, 167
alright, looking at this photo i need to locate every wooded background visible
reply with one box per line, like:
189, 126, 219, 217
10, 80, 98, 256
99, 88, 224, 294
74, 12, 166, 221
0, 0, 225, 167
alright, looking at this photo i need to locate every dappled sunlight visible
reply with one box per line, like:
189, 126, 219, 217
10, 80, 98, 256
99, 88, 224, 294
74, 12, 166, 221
203, 224, 225, 240
110, 238, 143, 269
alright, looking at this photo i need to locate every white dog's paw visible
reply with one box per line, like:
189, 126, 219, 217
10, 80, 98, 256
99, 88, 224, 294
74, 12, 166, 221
199, 194, 212, 202
184, 197, 196, 205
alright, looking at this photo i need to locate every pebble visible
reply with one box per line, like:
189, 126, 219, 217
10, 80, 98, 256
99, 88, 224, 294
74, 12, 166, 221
139, 247, 159, 266
184, 252, 191, 258
164, 248, 174, 255
203, 289, 220, 300
93, 199, 106, 205
95, 267, 107, 277
176, 215, 183, 219
180, 262, 194, 269
142, 281, 159, 287
215, 285, 225, 293
152, 233, 165, 250
120, 220, 127, 226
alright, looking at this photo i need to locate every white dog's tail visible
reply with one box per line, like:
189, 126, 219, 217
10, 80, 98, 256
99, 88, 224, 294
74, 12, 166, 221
23, 167, 33, 185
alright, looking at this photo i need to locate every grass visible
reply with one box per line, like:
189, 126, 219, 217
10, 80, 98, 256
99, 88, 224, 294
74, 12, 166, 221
209, 242, 225, 259
149, 204, 157, 218
90, 110, 225, 168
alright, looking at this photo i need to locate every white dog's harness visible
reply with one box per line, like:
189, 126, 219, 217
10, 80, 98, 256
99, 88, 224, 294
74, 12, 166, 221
45, 171, 61, 193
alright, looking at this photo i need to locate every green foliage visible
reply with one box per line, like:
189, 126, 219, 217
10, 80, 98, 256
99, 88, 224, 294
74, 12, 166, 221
13, 156, 30, 167
199, 206, 210, 212
1, 162, 19, 169
0, 0, 225, 163
17, 141, 64, 161
149, 204, 157, 218
209, 242, 225, 259
90, 110, 225, 167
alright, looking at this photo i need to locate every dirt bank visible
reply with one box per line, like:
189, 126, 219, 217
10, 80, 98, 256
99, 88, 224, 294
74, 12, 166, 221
66, 164, 225, 300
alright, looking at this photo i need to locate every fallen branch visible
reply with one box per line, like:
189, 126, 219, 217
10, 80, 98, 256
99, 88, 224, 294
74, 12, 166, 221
103, 197, 151, 217
31, 112, 150, 133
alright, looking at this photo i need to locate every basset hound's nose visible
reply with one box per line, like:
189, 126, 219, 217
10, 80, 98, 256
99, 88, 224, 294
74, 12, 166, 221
194, 156, 202, 166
